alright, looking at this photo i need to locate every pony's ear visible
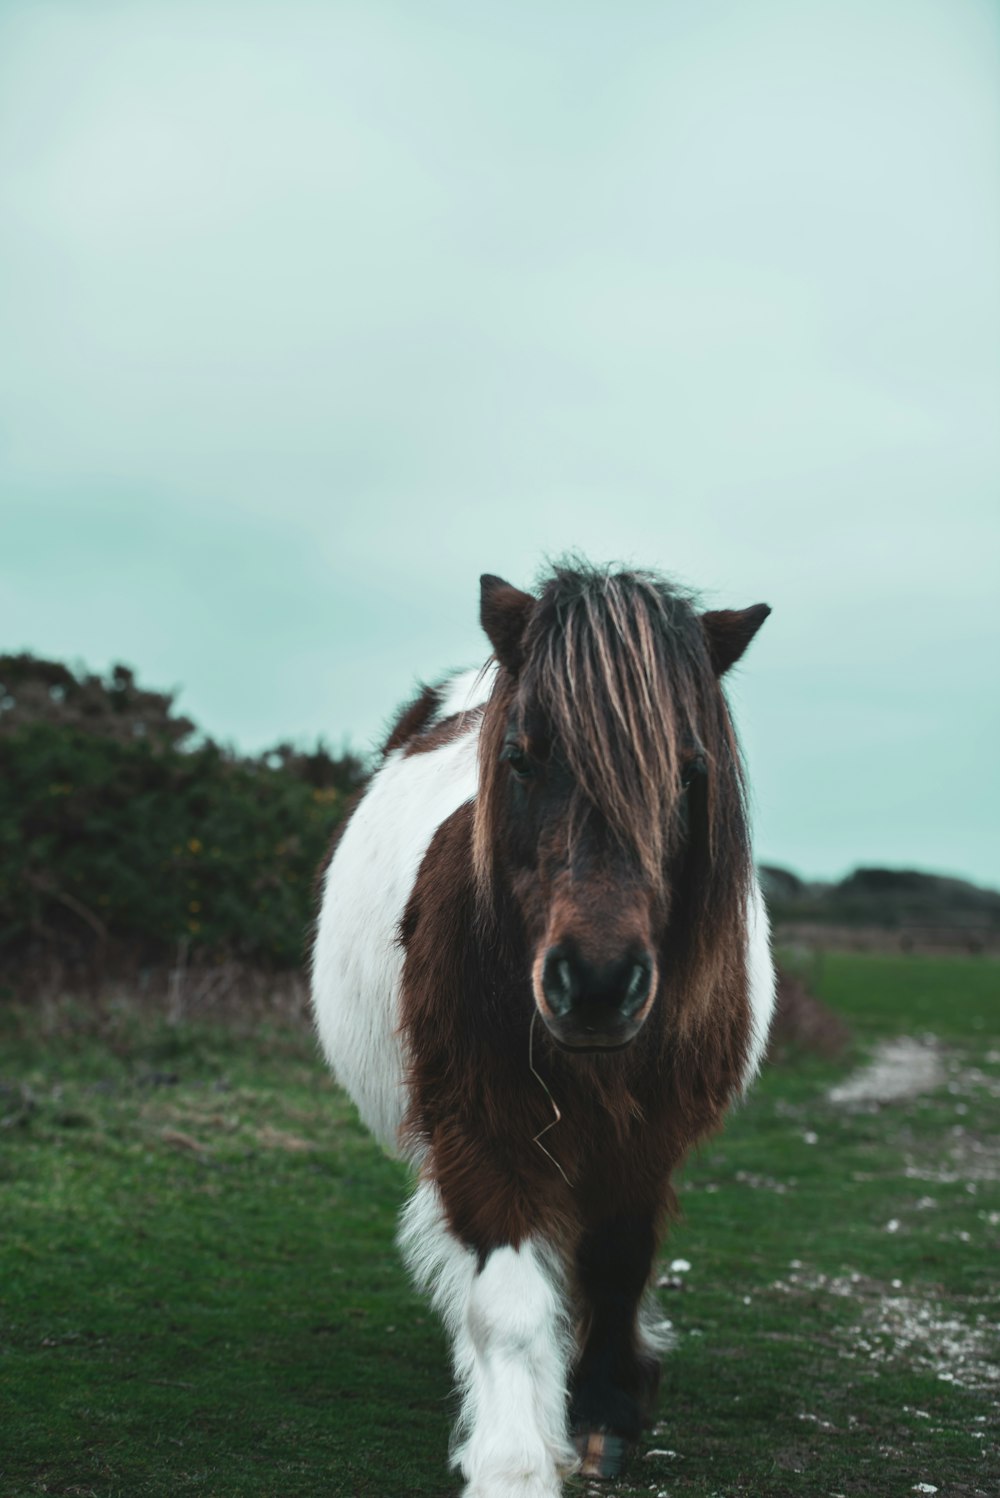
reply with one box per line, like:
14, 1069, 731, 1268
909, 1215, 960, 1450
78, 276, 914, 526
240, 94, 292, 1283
701, 604, 771, 676
480, 574, 534, 674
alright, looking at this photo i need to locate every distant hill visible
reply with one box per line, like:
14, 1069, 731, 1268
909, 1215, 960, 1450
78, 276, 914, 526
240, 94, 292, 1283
759, 864, 1000, 946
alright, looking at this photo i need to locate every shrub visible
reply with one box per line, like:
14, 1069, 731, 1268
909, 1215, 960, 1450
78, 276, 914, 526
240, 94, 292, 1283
0, 655, 367, 974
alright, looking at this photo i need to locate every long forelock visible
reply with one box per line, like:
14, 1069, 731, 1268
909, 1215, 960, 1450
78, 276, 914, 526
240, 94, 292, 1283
472, 562, 754, 1030
525, 570, 713, 886
474, 567, 749, 892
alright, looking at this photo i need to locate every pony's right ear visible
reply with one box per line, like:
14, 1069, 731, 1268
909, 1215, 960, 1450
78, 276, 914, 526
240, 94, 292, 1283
700, 603, 771, 676
480, 574, 534, 674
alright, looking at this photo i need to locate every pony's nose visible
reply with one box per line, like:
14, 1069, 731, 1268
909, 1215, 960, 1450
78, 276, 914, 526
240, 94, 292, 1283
540, 943, 654, 1021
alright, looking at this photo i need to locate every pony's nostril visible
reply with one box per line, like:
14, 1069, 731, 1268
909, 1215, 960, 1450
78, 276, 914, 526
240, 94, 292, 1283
619, 957, 653, 1018
541, 945, 654, 1022
541, 948, 577, 1017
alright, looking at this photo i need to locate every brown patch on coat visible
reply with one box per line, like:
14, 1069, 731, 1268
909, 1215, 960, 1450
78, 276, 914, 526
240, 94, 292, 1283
403, 707, 484, 757
399, 802, 752, 1258
382, 684, 441, 756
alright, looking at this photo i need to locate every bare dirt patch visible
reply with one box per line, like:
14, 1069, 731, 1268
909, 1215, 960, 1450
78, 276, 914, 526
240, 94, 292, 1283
850, 1291, 1000, 1395
903, 1128, 1000, 1187
770, 1270, 1000, 1398
828, 1037, 945, 1108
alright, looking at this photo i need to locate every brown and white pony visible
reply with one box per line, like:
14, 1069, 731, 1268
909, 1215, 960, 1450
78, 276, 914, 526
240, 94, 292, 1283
311, 563, 775, 1498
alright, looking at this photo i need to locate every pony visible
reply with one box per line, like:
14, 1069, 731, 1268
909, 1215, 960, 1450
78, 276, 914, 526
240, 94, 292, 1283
311, 561, 775, 1498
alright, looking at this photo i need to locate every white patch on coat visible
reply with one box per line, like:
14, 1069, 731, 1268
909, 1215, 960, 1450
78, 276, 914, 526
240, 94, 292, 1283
310, 722, 481, 1154
399, 1179, 577, 1498
741, 873, 777, 1090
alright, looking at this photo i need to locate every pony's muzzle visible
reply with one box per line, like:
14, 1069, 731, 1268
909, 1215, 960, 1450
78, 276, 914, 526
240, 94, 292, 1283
538, 941, 655, 1050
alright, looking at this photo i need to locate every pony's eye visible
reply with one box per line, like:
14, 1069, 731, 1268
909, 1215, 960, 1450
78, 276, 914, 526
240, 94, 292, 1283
502, 744, 533, 780
681, 752, 707, 788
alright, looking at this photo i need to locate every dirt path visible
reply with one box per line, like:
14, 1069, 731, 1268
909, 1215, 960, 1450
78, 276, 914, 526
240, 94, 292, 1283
828, 1036, 945, 1107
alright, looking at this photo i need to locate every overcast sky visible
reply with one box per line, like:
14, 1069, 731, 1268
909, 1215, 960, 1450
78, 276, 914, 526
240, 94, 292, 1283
2, 0, 998, 886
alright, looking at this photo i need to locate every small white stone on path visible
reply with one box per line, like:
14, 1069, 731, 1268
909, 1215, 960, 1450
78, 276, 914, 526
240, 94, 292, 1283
669, 1258, 691, 1273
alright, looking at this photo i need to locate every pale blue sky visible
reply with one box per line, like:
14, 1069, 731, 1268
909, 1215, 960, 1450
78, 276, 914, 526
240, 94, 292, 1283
2, 0, 998, 885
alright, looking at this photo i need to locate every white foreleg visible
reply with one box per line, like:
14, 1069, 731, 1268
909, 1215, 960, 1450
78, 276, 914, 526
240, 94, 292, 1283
399, 1179, 577, 1498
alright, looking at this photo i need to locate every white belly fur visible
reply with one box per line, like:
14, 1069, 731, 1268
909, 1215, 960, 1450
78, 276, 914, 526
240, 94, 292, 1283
310, 700, 484, 1155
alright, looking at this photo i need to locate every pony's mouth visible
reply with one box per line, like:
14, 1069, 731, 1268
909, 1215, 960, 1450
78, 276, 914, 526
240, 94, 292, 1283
541, 1014, 644, 1053
532, 942, 656, 1054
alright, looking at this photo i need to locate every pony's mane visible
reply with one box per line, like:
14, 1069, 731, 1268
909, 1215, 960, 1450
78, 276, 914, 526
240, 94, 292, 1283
474, 563, 752, 1008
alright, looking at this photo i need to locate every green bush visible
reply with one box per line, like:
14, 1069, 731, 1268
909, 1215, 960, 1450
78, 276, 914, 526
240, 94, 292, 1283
0, 655, 366, 972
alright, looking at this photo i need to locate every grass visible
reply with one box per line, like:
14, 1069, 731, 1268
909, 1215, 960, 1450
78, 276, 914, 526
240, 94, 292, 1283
1, 954, 998, 1498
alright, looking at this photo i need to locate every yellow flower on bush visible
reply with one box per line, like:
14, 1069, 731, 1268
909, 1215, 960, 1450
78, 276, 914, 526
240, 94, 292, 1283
188, 838, 202, 854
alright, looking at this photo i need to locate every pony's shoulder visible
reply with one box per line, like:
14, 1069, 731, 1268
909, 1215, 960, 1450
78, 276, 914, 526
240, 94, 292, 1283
380, 664, 496, 759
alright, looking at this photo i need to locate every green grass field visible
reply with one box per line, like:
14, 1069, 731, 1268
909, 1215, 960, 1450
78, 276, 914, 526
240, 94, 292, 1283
2, 954, 998, 1498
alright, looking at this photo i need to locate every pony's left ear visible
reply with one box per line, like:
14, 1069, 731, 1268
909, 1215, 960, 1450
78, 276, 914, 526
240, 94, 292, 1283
480, 574, 535, 674
701, 604, 771, 676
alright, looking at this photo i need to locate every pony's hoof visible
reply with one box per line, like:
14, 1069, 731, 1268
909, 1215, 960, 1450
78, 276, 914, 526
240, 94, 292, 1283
573, 1431, 630, 1479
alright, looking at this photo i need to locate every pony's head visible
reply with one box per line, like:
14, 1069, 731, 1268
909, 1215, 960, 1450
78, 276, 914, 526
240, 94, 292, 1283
473, 563, 769, 1053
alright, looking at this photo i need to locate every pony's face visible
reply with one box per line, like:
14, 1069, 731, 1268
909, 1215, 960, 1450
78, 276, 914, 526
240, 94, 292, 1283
498, 708, 668, 1051
475, 568, 769, 1054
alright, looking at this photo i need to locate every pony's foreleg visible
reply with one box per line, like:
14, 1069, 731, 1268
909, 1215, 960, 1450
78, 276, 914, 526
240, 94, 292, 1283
399, 1178, 577, 1498
570, 1209, 665, 1478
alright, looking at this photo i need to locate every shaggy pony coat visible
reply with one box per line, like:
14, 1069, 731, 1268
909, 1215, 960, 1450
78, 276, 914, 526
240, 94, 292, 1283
312, 563, 775, 1498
